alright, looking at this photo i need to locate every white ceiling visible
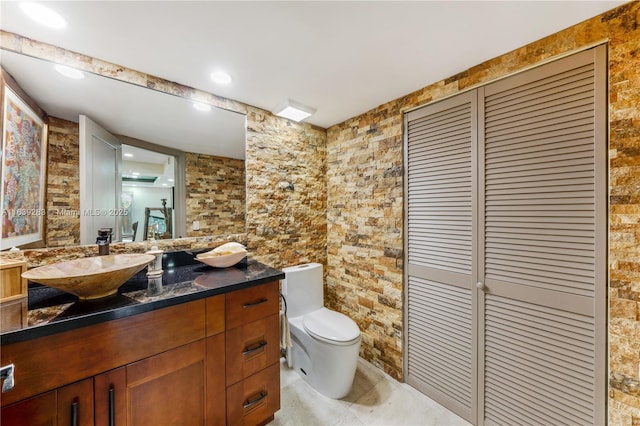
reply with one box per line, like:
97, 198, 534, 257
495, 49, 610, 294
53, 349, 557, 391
0, 49, 247, 159
0, 1, 628, 129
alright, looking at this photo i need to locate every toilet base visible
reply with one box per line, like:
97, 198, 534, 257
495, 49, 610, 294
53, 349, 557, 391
288, 316, 361, 399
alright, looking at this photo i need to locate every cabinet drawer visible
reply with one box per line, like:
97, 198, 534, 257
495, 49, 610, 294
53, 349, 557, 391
226, 363, 280, 426
226, 314, 279, 385
226, 281, 279, 330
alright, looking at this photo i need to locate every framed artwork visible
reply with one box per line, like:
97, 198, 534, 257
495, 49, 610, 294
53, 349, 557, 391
1, 68, 48, 250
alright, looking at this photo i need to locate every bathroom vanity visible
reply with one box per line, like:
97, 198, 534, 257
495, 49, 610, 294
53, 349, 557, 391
0, 252, 283, 426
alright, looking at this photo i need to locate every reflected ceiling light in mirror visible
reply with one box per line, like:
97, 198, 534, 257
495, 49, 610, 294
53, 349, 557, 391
273, 99, 316, 122
20, 2, 66, 29
54, 64, 84, 79
210, 71, 232, 85
193, 102, 211, 112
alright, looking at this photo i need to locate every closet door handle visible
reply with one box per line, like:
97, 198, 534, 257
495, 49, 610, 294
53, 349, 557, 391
70, 401, 78, 426
243, 391, 267, 409
108, 387, 115, 426
243, 298, 268, 308
476, 282, 486, 291
243, 340, 267, 356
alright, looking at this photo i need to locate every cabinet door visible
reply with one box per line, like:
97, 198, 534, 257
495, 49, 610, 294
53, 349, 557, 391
1, 390, 57, 426
95, 367, 126, 426
405, 90, 477, 423
58, 378, 95, 426
1, 379, 93, 426
126, 340, 206, 425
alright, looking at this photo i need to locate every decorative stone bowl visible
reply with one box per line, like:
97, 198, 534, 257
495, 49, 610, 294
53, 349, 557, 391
195, 251, 247, 268
22, 254, 155, 300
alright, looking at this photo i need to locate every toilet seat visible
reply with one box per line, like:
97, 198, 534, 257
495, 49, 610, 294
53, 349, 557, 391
303, 307, 361, 346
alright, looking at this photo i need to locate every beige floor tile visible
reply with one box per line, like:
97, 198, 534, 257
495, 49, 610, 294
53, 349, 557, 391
271, 358, 471, 426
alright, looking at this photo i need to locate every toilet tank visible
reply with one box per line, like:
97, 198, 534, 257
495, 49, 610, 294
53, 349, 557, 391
281, 263, 324, 318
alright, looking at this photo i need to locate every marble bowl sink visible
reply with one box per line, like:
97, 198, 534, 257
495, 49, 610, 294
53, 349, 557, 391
22, 254, 155, 300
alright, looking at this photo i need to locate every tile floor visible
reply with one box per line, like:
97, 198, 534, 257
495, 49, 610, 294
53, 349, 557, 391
270, 358, 471, 426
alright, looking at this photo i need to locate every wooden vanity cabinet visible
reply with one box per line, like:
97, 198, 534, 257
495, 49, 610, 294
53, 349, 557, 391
1, 282, 280, 425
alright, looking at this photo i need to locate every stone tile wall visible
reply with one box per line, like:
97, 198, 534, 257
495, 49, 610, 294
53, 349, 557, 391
45, 117, 80, 246
185, 152, 246, 237
326, 2, 640, 423
245, 106, 327, 268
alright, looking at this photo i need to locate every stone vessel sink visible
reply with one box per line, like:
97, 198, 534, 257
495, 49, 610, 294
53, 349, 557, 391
22, 254, 155, 300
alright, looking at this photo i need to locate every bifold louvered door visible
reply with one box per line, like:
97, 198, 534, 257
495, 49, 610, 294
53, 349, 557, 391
405, 45, 606, 426
478, 46, 606, 426
405, 91, 478, 424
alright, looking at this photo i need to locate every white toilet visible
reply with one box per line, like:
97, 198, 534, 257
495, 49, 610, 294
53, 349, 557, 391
282, 263, 361, 399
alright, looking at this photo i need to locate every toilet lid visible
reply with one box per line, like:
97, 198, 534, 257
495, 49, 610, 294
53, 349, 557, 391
303, 308, 360, 343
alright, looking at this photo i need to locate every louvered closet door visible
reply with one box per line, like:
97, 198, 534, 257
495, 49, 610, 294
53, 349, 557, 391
405, 91, 478, 424
478, 46, 606, 426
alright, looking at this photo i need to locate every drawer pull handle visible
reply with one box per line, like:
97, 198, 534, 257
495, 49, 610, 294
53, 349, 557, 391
243, 340, 267, 356
243, 298, 268, 308
243, 391, 268, 409
108, 387, 115, 426
71, 401, 78, 426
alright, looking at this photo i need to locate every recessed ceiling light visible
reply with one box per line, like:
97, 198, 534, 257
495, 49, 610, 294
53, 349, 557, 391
272, 100, 316, 122
132, 172, 140, 176
20, 2, 67, 29
124, 153, 133, 158
193, 102, 211, 112
168, 178, 174, 182
54, 64, 84, 79
162, 184, 168, 187
210, 71, 232, 85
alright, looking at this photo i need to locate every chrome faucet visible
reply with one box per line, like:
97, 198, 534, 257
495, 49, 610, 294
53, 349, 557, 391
96, 228, 112, 255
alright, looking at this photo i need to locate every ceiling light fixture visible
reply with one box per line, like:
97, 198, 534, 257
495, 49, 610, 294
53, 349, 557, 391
54, 64, 84, 79
193, 102, 211, 112
124, 153, 133, 158
272, 100, 316, 122
210, 71, 232, 85
20, 2, 67, 29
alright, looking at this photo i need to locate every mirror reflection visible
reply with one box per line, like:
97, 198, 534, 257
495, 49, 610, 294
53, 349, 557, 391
122, 146, 175, 242
0, 49, 247, 249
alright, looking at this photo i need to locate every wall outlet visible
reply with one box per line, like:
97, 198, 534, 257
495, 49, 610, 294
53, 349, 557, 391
192, 221, 200, 231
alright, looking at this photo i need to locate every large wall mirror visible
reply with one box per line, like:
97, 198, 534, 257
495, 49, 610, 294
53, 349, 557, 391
0, 49, 247, 249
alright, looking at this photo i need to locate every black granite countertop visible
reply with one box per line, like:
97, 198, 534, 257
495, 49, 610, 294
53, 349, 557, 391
1, 250, 284, 345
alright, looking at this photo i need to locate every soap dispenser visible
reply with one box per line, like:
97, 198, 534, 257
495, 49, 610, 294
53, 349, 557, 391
145, 240, 164, 296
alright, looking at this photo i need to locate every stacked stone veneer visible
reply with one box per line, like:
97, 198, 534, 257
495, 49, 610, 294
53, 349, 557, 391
46, 117, 80, 246
244, 106, 327, 268
185, 152, 246, 237
327, 2, 640, 423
